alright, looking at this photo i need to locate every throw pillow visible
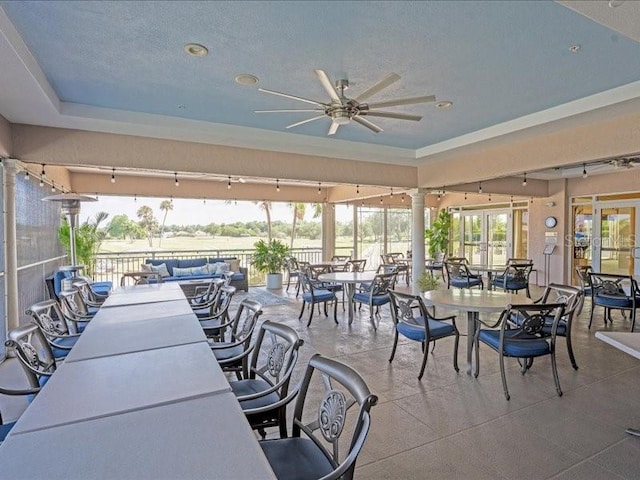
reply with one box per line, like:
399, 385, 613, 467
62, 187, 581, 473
216, 263, 230, 275
224, 259, 241, 273
150, 263, 170, 277
191, 265, 209, 276
141, 263, 152, 272
172, 266, 194, 277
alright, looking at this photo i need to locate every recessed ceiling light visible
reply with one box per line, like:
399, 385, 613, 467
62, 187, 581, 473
184, 43, 208, 57
177, 104, 186, 110
235, 74, 259, 86
569, 44, 581, 53
435, 101, 453, 109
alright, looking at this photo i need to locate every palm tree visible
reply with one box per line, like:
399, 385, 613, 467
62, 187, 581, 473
289, 202, 306, 249
58, 211, 109, 277
255, 201, 273, 241
137, 205, 158, 247
158, 199, 173, 247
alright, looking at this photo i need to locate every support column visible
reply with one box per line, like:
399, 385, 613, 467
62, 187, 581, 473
3, 159, 19, 330
321, 204, 335, 261
410, 190, 426, 295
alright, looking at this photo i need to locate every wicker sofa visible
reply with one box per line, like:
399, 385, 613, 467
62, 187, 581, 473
143, 257, 249, 292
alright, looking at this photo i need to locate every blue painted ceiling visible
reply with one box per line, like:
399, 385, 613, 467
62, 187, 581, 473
1, 0, 639, 149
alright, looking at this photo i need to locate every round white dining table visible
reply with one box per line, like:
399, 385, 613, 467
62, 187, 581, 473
317, 272, 377, 324
423, 289, 533, 374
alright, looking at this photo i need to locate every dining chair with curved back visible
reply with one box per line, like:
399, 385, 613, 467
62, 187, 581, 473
509, 283, 583, 370
230, 320, 304, 439
5, 323, 58, 392
381, 253, 410, 286
474, 302, 566, 400
259, 354, 378, 480
352, 272, 396, 330
120, 271, 163, 286
283, 256, 302, 296
26, 299, 80, 359
444, 259, 484, 290
298, 273, 338, 327
588, 272, 639, 331
331, 255, 352, 263
58, 288, 97, 333
388, 290, 460, 379
71, 278, 108, 307
490, 261, 534, 297
210, 299, 263, 380
574, 264, 594, 315
189, 277, 225, 318
198, 285, 236, 339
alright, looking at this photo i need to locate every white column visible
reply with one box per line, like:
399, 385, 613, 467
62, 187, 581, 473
321, 204, 335, 261
3, 159, 19, 330
410, 190, 426, 295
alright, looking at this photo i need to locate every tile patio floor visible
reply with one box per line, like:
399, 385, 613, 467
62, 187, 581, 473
1, 283, 640, 479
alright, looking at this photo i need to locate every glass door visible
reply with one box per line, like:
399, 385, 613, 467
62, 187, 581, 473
462, 213, 482, 264
486, 211, 510, 267
460, 210, 512, 266
594, 204, 638, 276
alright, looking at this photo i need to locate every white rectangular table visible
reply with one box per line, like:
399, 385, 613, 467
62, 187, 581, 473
595, 331, 640, 436
90, 298, 193, 323
64, 313, 206, 362
102, 283, 187, 307
0, 393, 276, 480
10, 342, 229, 434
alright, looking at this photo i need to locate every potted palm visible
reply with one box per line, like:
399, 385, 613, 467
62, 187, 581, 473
252, 239, 290, 289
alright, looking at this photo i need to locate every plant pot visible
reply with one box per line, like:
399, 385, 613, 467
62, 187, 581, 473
266, 273, 283, 290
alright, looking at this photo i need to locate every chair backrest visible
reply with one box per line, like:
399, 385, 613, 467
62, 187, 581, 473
208, 286, 236, 322
500, 303, 565, 340
25, 299, 72, 339
388, 290, 437, 336
501, 261, 533, 280
222, 299, 263, 348
444, 260, 472, 280
376, 264, 398, 275
310, 264, 332, 279
446, 257, 469, 265
71, 278, 103, 305
538, 284, 583, 327
346, 259, 366, 272
588, 272, 638, 301
507, 258, 532, 265
190, 277, 225, 311
369, 273, 396, 296
5, 324, 57, 389
247, 321, 304, 404
291, 354, 378, 480
380, 253, 396, 265
284, 256, 300, 272
331, 255, 351, 262
120, 272, 163, 286
575, 265, 594, 288
58, 288, 91, 318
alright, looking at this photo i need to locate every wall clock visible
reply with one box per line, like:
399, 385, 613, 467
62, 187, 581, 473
545, 216, 557, 228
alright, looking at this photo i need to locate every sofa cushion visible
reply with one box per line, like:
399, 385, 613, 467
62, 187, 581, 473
178, 258, 207, 269
225, 259, 241, 272
145, 259, 179, 276
147, 263, 170, 277
173, 266, 194, 277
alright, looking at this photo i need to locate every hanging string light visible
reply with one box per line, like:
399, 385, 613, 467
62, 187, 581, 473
110, 168, 116, 184
522, 172, 527, 187
390, 187, 394, 197
227, 176, 232, 189
582, 164, 588, 178
203, 198, 206, 205
174, 172, 179, 187
276, 179, 280, 192
24, 169, 29, 181
380, 196, 383, 204
401, 193, 405, 203
40, 164, 45, 187
356, 185, 360, 194
488, 193, 492, 202
51, 182, 56, 193
530, 196, 534, 204
478, 182, 483, 194
510, 195, 514, 202
464, 192, 467, 200
134, 194, 137, 202
318, 182, 322, 194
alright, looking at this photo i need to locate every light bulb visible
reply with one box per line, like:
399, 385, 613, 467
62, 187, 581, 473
174, 172, 179, 187
276, 179, 280, 192
227, 176, 232, 189
478, 182, 483, 194
522, 173, 527, 187
111, 168, 116, 184
582, 164, 588, 178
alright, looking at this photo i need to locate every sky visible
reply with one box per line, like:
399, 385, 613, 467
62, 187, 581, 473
80, 196, 353, 226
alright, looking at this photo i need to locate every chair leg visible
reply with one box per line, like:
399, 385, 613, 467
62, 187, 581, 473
418, 342, 430, 380
500, 355, 510, 401
430, 341, 437, 353
632, 309, 637, 332
298, 301, 306, 320
389, 331, 399, 362
278, 409, 288, 439
286, 275, 291, 291
369, 303, 377, 331
333, 298, 338, 324
453, 331, 460, 373
588, 302, 595, 329
551, 352, 563, 397
474, 330, 481, 378
258, 428, 267, 440
307, 303, 315, 327
323, 302, 328, 317
295, 279, 300, 298
566, 334, 578, 370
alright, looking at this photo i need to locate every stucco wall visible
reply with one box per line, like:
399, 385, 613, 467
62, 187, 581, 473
0, 115, 11, 156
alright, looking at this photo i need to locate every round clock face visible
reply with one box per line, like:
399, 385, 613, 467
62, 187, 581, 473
545, 216, 557, 228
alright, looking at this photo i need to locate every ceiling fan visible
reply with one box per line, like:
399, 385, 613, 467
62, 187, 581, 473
255, 69, 435, 135
611, 157, 640, 169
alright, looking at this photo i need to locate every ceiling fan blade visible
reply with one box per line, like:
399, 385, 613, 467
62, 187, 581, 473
314, 69, 342, 104
328, 122, 339, 136
354, 73, 401, 103
258, 87, 326, 107
366, 95, 436, 109
352, 116, 383, 133
255, 109, 322, 113
363, 111, 422, 121
286, 115, 327, 129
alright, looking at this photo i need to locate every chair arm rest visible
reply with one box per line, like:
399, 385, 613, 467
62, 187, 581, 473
47, 332, 82, 340
432, 314, 457, 323
214, 346, 254, 366
240, 383, 300, 416
0, 386, 41, 396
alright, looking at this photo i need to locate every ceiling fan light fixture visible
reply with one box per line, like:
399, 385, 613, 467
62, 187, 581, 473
436, 101, 453, 109
332, 111, 351, 125
235, 74, 259, 86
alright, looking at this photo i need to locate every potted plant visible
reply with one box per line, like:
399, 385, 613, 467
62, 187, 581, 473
417, 271, 440, 292
425, 209, 452, 260
252, 239, 290, 289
